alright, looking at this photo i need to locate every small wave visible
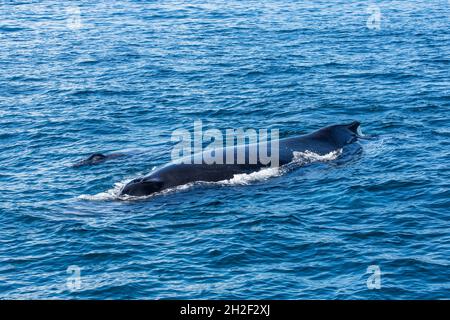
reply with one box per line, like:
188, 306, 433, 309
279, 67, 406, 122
0, 25, 26, 32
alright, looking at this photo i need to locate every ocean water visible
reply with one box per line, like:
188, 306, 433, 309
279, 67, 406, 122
0, 0, 449, 299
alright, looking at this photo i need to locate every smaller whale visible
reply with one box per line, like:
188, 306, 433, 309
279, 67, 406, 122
72, 153, 125, 167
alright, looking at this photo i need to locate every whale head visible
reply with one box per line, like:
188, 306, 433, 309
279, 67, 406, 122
120, 178, 164, 197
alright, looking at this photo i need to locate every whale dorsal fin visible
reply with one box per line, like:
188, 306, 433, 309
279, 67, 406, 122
346, 121, 361, 134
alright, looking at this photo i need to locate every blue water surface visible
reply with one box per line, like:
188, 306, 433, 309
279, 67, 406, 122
0, 0, 449, 299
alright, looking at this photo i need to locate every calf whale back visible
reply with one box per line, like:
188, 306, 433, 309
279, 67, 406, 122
73, 153, 125, 167
120, 121, 361, 197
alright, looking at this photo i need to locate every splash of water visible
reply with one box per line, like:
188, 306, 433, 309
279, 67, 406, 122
78, 182, 126, 201
292, 149, 343, 165
218, 167, 281, 186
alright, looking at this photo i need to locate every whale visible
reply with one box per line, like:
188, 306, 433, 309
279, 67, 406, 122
73, 153, 125, 167
120, 121, 362, 197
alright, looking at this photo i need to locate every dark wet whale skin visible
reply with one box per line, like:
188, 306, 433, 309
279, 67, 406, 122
120, 121, 361, 196
73, 153, 125, 167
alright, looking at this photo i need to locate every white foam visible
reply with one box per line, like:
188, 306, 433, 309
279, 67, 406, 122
292, 149, 343, 164
217, 167, 281, 186
78, 181, 127, 201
